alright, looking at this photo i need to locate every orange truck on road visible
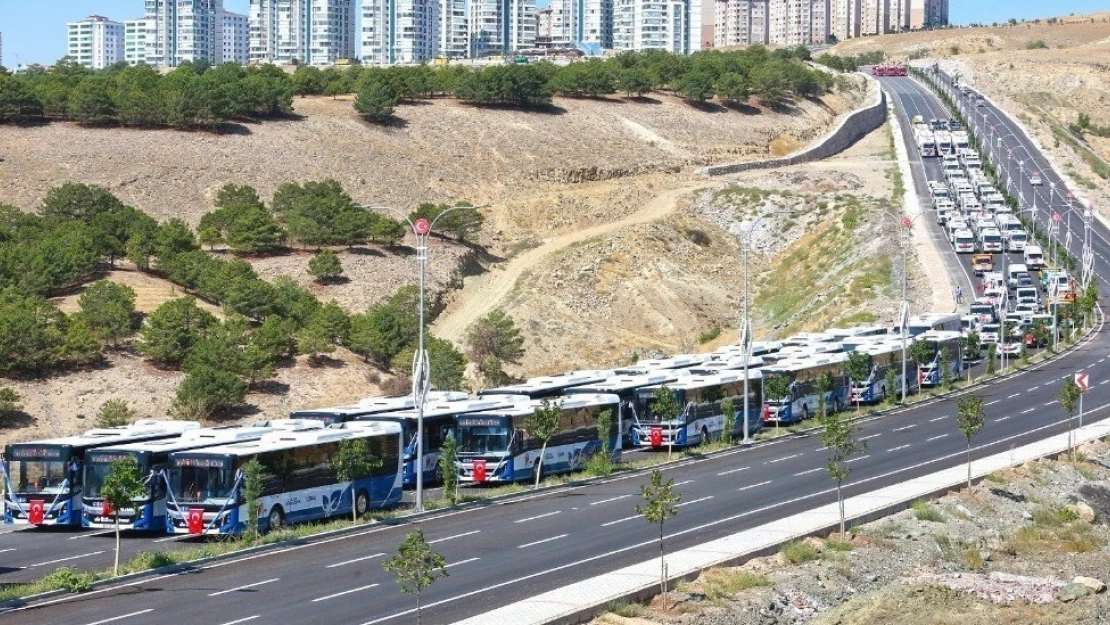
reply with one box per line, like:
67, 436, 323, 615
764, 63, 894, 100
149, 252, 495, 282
971, 254, 993, 276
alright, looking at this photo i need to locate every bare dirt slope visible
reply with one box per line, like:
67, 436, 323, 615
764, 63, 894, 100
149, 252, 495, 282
832, 13, 1110, 212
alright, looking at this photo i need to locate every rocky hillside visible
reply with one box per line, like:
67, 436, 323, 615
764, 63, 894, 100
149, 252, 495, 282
592, 438, 1110, 625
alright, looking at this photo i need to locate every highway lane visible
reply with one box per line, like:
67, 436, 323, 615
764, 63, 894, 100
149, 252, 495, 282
5, 73, 1110, 625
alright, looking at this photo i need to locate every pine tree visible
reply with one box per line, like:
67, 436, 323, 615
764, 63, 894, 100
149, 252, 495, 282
355, 80, 398, 123
307, 249, 344, 283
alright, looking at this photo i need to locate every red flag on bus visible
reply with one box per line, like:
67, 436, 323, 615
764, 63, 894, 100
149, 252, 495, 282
187, 508, 205, 535
101, 500, 113, 518
472, 460, 487, 483
650, 427, 663, 448
28, 500, 44, 525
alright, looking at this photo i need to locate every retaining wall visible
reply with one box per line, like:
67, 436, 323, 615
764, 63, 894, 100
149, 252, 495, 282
701, 77, 887, 177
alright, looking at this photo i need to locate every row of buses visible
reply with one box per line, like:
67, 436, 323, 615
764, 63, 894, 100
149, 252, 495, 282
2, 314, 964, 537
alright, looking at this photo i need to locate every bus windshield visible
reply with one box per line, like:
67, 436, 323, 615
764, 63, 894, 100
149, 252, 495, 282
169, 465, 236, 504
9, 460, 69, 495
84, 453, 148, 499
457, 424, 510, 454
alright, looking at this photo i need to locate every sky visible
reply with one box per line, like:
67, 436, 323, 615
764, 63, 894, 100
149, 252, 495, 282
0, 0, 1107, 67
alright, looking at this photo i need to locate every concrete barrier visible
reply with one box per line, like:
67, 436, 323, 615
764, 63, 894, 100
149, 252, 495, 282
700, 77, 887, 177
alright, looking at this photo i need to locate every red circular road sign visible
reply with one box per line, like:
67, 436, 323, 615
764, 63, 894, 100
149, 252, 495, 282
1052, 212, 1062, 223
414, 218, 431, 235
900, 216, 913, 229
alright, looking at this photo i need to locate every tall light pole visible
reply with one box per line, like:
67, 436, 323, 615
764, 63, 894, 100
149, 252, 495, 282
895, 213, 923, 403
358, 203, 483, 512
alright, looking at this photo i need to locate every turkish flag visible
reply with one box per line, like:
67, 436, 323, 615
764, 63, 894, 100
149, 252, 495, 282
28, 500, 45, 525
101, 500, 113, 518
650, 427, 663, 448
762, 405, 771, 422
472, 460, 487, 483
187, 508, 205, 535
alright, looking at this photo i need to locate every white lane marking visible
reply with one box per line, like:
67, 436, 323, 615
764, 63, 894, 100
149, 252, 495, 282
926, 434, 949, 442
1029, 386, 1040, 391
845, 455, 871, 464
85, 610, 155, 625
312, 583, 380, 602
738, 480, 773, 492
326, 552, 386, 568
887, 444, 912, 453
930, 415, 947, 422
0, 548, 15, 554
31, 551, 105, 567
892, 424, 917, 432
153, 534, 186, 543
518, 534, 567, 549
793, 467, 824, 477
860, 433, 882, 441
985, 400, 1001, 406
995, 416, 1012, 422
429, 530, 481, 544
1008, 393, 1021, 399
676, 496, 714, 508
590, 494, 632, 506
601, 516, 638, 527
217, 617, 260, 625
514, 511, 560, 524
1102, 380, 1110, 386
767, 454, 800, 464
208, 578, 280, 597
1021, 408, 1036, 415
445, 557, 480, 569
815, 445, 829, 452
1043, 401, 1056, 407
674, 480, 695, 487
717, 466, 750, 476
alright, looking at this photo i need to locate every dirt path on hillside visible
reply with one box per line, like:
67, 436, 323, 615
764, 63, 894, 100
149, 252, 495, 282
431, 181, 708, 343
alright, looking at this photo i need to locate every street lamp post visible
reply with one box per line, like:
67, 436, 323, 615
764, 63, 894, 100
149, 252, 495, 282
358, 203, 482, 513
895, 213, 923, 403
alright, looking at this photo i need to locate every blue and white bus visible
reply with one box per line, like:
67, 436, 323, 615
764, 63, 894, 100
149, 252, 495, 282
480, 371, 610, 400
905, 313, 962, 336
81, 422, 318, 532
166, 421, 403, 535
455, 393, 620, 484
915, 330, 964, 387
630, 371, 762, 448
289, 391, 469, 426
761, 353, 849, 424
355, 396, 522, 487
3, 420, 201, 527
564, 371, 681, 451
847, 341, 918, 404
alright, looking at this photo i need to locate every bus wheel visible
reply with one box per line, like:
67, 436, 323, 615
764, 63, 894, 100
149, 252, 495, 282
355, 489, 370, 517
267, 506, 284, 531
701, 426, 710, 444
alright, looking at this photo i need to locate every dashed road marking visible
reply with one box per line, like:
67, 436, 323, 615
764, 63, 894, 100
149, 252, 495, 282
738, 480, 773, 492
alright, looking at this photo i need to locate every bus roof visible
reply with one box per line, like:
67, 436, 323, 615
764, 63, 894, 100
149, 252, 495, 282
564, 372, 680, 394
685, 357, 766, 374
480, 370, 610, 397
174, 421, 403, 459
708, 341, 783, 359
641, 370, 761, 392
354, 396, 526, 420
6, 420, 201, 452
461, 393, 620, 418
83, 423, 318, 457
289, 391, 468, 418
763, 352, 849, 373
632, 354, 711, 370
919, 330, 963, 342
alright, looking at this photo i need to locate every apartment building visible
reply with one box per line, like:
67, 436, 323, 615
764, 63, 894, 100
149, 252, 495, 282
124, 17, 155, 65
67, 15, 124, 69
909, 0, 947, 29
468, 0, 536, 57
767, 0, 827, 47
714, 0, 768, 47
222, 10, 249, 64
536, 7, 555, 46
249, 0, 356, 66
613, 0, 701, 54
362, 0, 440, 65
828, 0, 859, 41
439, 0, 471, 57
144, 0, 226, 67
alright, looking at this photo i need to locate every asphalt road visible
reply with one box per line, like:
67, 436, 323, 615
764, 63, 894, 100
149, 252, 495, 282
2, 73, 1109, 625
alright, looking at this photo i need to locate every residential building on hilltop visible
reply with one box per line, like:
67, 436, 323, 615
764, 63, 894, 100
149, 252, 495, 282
249, 0, 356, 66
613, 0, 701, 54
67, 15, 124, 69
145, 0, 225, 67
361, 0, 440, 65
714, 0, 768, 47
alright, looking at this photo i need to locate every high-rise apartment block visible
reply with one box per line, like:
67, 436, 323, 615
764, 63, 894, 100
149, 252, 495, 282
124, 17, 155, 65
613, 0, 701, 54
222, 10, 250, 65
67, 15, 124, 69
361, 0, 440, 65
714, 0, 768, 47
716, 0, 944, 49
909, 0, 946, 29
440, 0, 471, 58
468, 0, 536, 57
143, 0, 226, 67
249, 0, 356, 66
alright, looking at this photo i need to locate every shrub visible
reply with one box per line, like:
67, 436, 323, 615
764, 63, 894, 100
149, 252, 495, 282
699, 568, 771, 600
307, 249, 344, 283
96, 398, 135, 428
912, 499, 946, 523
780, 540, 819, 564
42, 567, 98, 593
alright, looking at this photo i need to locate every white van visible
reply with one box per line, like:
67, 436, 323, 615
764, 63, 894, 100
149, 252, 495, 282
953, 229, 977, 253
1007, 263, 1029, 288
1005, 231, 1028, 252
979, 228, 1003, 252
1024, 246, 1044, 270
1016, 287, 1039, 307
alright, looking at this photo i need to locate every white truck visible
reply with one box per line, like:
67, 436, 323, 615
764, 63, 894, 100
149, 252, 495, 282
1024, 245, 1045, 270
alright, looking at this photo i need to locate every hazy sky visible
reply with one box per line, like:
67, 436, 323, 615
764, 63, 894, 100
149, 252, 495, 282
0, 0, 1106, 67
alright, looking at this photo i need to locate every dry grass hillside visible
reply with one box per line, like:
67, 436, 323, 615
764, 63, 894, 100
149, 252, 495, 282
832, 13, 1110, 212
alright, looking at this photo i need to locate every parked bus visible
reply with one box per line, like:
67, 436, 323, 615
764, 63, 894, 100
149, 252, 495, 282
3, 420, 201, 527
630, 371, 762, 448
355, 396, 521, 487
166, 421, 403, 535
480, 370, 610, 400
455, 393, 621, 484
81, 423, 316, 532
761, 353, 849, 424
847, 341, 918, 404
905, 313, 962, 336
288, 391, 468, 426
564, 371, 681, 448
916, 331, 965, 387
